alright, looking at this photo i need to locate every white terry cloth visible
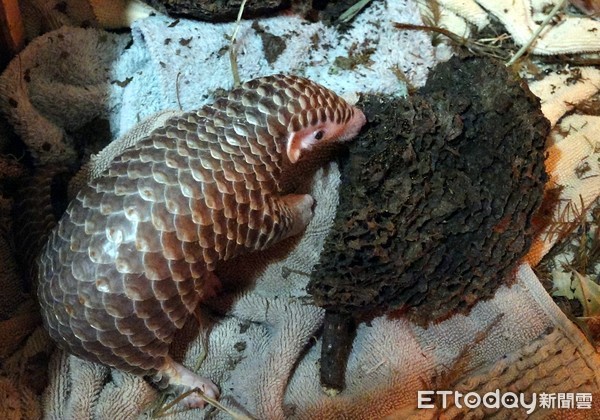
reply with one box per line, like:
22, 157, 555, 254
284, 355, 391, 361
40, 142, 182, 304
40, 113, 600, 419
1, 0, 600, 418
0, 0, 432, 164
119, 2, 432, 134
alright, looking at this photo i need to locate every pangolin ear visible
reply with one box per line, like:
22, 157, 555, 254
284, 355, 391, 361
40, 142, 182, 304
286, 132, 304, 164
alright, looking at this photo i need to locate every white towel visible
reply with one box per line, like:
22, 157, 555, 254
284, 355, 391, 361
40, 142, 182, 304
1, 1, 599, 418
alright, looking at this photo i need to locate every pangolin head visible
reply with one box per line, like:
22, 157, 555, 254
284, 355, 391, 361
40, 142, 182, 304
237, 74, 367, 163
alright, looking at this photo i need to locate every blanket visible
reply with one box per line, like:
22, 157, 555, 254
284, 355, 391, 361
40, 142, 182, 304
1, 0, 600, 418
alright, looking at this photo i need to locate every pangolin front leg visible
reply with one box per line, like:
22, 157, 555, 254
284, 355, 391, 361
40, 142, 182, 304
276, 194, 315, 241
169, 193, 314, 408
36, 74, 367, 408
162, 357, 219, 408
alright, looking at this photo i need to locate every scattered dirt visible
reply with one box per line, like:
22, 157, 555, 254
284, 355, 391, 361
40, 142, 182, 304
251, 21, 287, 64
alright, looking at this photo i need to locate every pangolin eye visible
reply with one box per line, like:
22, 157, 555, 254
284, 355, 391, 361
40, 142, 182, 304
314, 130, 324, 140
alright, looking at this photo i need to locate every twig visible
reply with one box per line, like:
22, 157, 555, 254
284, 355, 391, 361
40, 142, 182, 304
539, 56, 600, 66
338, 0, 373, 23
229, 0, 249, 87
175, 72, 182, 110
393, 23, 509, 59
506, 0, 567, 66
153, 387, 255, 419
394, 23, 465, 45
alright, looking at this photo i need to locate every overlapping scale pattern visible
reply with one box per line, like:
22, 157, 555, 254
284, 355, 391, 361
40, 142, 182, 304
37, 74, 360, 378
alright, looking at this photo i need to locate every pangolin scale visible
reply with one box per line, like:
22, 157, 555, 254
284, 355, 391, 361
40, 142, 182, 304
37, 74, 366, 407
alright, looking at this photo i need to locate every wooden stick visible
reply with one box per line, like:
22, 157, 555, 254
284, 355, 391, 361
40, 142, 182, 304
229, 0, 248, 87
506, 0, 567, 66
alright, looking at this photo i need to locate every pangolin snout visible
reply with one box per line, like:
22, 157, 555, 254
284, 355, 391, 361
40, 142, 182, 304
339, 107, 367, 142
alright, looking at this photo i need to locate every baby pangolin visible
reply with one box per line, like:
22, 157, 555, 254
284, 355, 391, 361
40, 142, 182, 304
37, 74, 366, 407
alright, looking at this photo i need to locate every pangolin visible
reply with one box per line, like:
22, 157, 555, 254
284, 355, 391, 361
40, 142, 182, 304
37, 74, 366, 408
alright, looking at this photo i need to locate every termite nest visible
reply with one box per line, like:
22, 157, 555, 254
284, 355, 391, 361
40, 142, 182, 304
308, 56, 549, 392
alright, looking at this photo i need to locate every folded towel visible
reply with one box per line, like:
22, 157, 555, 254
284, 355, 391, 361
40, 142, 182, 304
1, 1, 600, 418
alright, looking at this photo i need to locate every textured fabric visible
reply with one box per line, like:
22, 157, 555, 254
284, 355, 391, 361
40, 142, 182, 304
1, 0, 600, 418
